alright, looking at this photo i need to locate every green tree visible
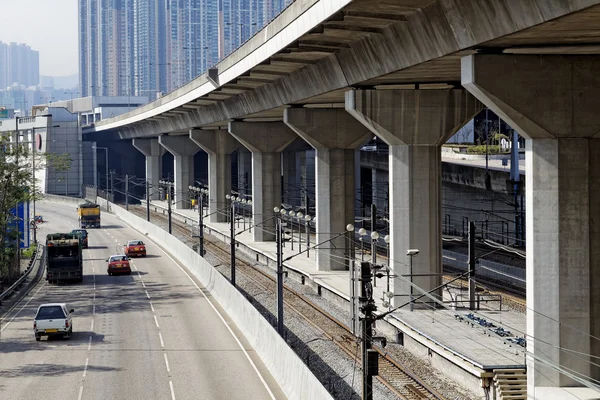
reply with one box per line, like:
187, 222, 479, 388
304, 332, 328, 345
0, 132, 71, 284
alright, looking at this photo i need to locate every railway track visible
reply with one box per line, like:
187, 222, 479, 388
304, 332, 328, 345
128, 205, 447, 400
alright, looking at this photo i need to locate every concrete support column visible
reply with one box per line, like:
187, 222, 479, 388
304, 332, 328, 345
158, 135, 199, 209
190, 129, 237, 222
462, 54, 600, 392
132, 138, 165, 200
228, 122, 296, 242
285, 108, 371, 271
346, 89, 482, 301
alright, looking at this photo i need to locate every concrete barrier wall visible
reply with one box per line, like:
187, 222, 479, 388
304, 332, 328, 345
42, 194, 85, 206
106, 201, 333, 400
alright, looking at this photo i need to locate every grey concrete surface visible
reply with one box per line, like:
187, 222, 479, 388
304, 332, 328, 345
284, 108, 371, 271
132, 138, 165, 200
158, 135, 200, 210
228, 122, 297, 242
0, 201, 285, 400
189, 129, 238, 223
347, 89, 482, 306
462, 54, 600, 392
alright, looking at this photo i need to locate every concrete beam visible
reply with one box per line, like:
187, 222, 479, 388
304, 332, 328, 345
228, 122, 297, 242
190, 129, 238, 222
132, 138, 165, 200
346, 89, 482, 305
285, 108, 371, 271
158, 135, 200, 209
462, 54, 600, 391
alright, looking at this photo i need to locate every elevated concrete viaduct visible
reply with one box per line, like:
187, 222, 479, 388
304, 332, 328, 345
83, 0, 600, 396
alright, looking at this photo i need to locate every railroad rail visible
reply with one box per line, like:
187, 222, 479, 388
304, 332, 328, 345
129, 205, 447, 400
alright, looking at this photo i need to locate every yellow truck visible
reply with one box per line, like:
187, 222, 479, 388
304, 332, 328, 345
77, 203, 101, 228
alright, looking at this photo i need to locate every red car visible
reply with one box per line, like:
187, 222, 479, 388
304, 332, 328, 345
124, 240, 147, 257
107, 255, 131, 276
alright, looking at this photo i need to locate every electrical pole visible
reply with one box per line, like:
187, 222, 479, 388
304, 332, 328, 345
360, 261, 377, 400
125, 174, 129, 211
276, 215, 284, 336
371, 204, 377, 287
198, 190, 204, 256
468, 221, 476, 310
146, 180, 150, 222
167, 188, 172, 234
110, 171, 115, 203
15, 118, 21, 269
230, 200, 236, 287
32, 128, 36, 243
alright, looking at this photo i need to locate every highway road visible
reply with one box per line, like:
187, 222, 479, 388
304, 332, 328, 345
0, 201, 286, 400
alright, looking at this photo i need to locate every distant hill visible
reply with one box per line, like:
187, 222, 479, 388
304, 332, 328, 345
41, 74, 78, 90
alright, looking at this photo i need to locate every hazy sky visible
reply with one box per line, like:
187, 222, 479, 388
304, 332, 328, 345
0, 0, 78, 77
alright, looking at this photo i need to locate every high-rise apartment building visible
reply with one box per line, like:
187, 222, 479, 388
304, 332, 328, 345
0, 42, 39, 90
79, 0, 136, 98
79, 0, 293, 98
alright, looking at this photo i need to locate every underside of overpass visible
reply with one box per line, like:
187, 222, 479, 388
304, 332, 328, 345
82, 1, 600, 397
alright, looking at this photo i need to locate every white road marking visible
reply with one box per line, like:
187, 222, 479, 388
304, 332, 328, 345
141, 280, 146, 288
93, 304, 96, 315
90, 320, 94, 331
149, 302, 155, 312
88, 336, 92, 351
134, 265, 138, 271
78, 386, 84, 400
149, 239, 277, 400
164, 353, 171, 373
82, 357, 89, 378
169, 381, 176, 400
0, 282, 46, 332
154, 315, 160, 329
159, 332, 165, 348
145, 290, 151, 299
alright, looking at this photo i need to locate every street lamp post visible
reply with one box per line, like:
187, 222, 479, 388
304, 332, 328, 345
226, 194, 236, 287
407, 249, 420, 311
189, 185, 209, 257
159, 180, 174, 234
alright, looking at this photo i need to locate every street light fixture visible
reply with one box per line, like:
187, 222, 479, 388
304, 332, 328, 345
406, 249, 420, 311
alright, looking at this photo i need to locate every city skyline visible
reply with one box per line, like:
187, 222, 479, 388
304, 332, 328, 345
0, 0, 78, 77
80, 0, 293, 98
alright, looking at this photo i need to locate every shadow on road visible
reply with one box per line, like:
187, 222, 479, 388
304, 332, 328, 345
0, 362, 121, 378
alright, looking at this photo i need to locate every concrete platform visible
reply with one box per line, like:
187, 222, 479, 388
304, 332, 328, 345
146, 200, 529, 397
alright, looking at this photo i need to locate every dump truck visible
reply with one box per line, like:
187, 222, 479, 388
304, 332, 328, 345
77, 203, 101, 228
46, 233, 83, 283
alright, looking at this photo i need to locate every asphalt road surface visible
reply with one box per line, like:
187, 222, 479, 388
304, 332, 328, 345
0, 201, 286, 400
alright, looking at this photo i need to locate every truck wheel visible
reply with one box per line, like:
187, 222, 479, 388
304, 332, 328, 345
63, 329, 71, 340
35, 334, 41, 342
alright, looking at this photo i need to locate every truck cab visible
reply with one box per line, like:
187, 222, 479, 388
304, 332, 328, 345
77, 203, 101, 228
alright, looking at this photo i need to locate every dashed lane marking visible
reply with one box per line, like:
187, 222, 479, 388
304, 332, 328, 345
164, 353, 171, 373
82, 357, 89, 378
154, 315, 160, 329
159, 332, 165, 348
169, 381, 176, 400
